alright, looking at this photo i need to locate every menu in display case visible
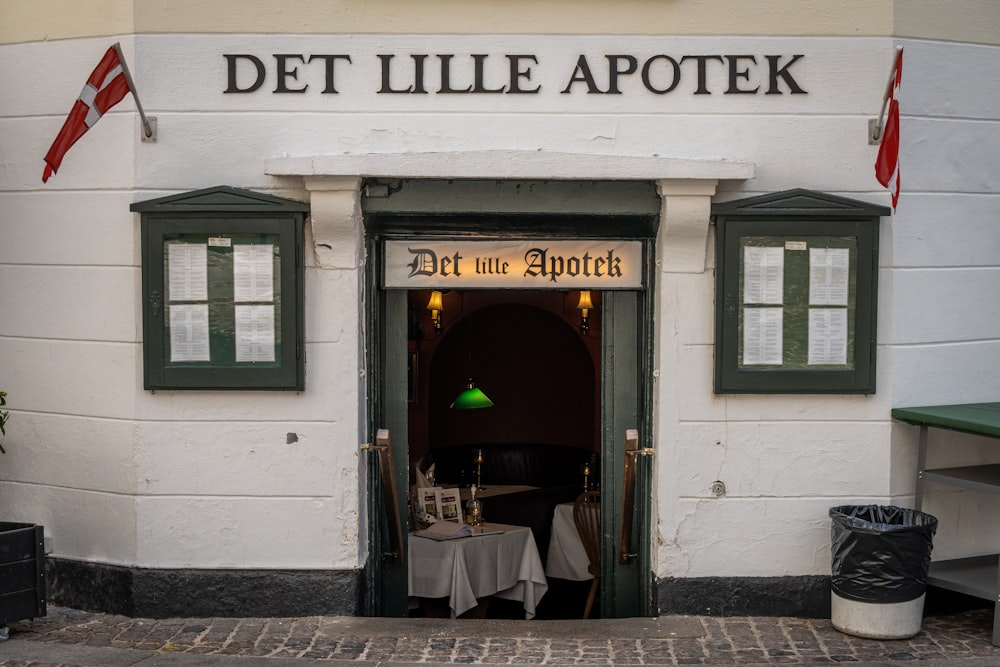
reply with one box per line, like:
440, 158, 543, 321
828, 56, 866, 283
712, 189, 887, 394
164, 236, 281, 367
133, 185, 306, 390
737, 235, 857, 371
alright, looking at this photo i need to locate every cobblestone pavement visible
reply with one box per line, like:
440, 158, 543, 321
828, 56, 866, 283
2, 606, 999, 665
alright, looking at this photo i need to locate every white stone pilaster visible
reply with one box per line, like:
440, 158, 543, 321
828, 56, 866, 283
302, 176, 363, 269
655, 179, 719, 274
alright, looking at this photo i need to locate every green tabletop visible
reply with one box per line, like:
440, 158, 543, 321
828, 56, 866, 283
891, 402, 1000, 439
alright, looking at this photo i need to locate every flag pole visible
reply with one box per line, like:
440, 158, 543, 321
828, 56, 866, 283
872, 46, 903, 142
112, 42, 153, 139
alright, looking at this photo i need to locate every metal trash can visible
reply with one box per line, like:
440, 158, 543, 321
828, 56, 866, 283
829, 505, 937, 639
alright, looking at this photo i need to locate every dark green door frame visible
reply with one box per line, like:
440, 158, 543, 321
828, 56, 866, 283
600, 284, 655, 617
362, 192, 656, 618
363, 243, 411, 617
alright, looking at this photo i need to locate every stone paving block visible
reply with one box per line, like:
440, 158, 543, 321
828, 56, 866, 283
8, 607, 1000, 665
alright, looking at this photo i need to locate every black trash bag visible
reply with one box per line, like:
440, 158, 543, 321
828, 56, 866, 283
829, 504, 938, 604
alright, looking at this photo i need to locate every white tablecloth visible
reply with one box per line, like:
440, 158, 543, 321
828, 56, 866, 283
408, 522, 548, 618
545, 502, 593, 581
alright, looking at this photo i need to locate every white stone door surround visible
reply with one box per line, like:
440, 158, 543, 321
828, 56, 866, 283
266, 150, 755, 272
266, 150, 755, 576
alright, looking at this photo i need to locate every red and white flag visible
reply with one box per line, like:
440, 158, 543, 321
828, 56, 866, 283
42, 45, 134, 183
874, 48, 903, 210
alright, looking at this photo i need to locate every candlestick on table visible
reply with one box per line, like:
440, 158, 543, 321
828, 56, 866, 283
474, 448, 485, 489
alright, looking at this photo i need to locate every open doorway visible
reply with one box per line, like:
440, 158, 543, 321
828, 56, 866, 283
362, 181, 657, 619
408, 290, 601, 619
365, 277, 653, 618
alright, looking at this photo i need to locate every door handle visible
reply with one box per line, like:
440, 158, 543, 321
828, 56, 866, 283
619, 428, 654, 564
362, 429, 404, 563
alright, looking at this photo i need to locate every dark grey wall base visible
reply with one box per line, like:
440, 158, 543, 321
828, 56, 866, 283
657, 576, 831, 618
47, 558, 361, 618
656, 576, 992, 619
47, 558, 134, 616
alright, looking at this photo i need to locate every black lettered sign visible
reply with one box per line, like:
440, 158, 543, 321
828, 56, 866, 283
384, 240, 644, 289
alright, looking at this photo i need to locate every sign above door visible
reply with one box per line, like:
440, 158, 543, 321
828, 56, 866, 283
384, 239, 643, 289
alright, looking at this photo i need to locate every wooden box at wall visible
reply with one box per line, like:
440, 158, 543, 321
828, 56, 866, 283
0, 523, 47, 626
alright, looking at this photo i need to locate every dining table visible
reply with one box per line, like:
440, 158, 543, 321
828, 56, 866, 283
408, 522, 548, 618
545, 502, 594, 581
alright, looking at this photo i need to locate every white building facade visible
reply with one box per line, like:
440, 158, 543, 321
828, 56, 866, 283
1, 1, 999, 617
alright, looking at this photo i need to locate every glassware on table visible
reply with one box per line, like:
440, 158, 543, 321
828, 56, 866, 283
465, 484, 484, 527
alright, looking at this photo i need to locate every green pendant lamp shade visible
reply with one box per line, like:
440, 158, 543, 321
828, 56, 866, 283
450, 379, 494, 409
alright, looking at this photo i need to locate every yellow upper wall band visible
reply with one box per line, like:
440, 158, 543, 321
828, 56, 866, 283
894, 0, 1000, 46
2, 0, 997, 45
1, 0, 135, 42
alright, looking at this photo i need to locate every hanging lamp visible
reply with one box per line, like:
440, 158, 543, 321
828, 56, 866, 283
450, 303, 494, 409
450, 379, 494, 409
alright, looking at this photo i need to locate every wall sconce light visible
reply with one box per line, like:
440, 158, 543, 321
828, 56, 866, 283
426, 290, 444, 335
577, 290, 594, 335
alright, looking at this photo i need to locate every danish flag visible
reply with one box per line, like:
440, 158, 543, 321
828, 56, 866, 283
42, 45, 133, 182
874, 48, 903, 211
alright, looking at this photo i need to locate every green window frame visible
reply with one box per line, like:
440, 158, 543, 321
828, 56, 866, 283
712, 189, 888, 394
132, 186, 307, 390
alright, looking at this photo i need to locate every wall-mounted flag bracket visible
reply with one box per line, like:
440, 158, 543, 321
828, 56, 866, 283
110, 43, 154, 142
141, 116, 157, 143
868, 46, 903, 145
867, 118, 882, 146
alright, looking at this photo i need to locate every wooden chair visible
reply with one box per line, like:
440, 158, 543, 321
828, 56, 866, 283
573, 490, 601, 618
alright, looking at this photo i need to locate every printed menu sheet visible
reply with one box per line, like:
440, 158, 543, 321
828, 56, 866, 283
743, 307, 783, 365
233, 244, 274, 302
235, 305, 276, 362
743, 246, 784, 304
167, 243, 208, 301
808, 308, 848, 365
809, 248, 849, 306
169, 304, 210, 362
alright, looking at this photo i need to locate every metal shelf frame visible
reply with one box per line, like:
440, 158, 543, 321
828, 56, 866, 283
893, 402, 1000, 647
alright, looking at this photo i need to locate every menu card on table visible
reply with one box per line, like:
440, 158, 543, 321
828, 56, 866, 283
414, 521, 504, 541
417, 486, 463, 522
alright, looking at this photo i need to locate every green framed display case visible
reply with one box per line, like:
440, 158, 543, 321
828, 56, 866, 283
132, 186, 308, 390
712, 189, 889, 394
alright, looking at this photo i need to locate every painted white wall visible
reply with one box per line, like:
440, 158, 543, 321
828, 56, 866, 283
0, 181, 142, 561
884, 38, 1000, 408
0, 36, 366, 569
655, 35, 1000, 579
2, 18, 998, 584
4, 35, 888, 193
882, 36, 1000, 566
655, 260, 892, 578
